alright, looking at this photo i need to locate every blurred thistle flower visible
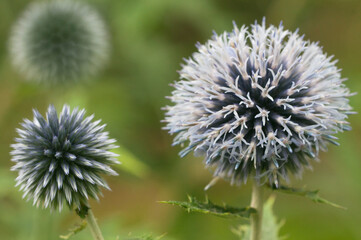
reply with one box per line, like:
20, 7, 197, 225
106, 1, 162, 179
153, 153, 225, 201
163, 19, 355, 186
11, 105, 119, 211
9, 0, 109, 83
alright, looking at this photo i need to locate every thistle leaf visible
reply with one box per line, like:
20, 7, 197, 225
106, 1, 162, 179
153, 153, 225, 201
232, 196, 285, 240
123, 233, 166, 240
269, 185, 346, 209
160, 195, 256, 219
59, 220, 87, 239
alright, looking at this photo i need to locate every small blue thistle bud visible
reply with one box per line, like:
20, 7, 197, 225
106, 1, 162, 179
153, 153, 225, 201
11, 105, 119, 211
9, 0, 109, 83
163, 19, 355, 186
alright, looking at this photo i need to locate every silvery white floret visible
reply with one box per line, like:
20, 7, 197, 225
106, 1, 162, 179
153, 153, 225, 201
11, 105, 119, 211
9, 0, 109, 83
164, 19, 354, 186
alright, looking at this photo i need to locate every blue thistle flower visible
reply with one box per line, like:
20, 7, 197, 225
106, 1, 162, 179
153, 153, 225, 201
11, 105, 119, 211
163, 19, 355, 186
9, 0, 109, 83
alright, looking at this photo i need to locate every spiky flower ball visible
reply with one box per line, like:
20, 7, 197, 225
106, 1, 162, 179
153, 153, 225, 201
11, 105, 119, 211
164, 19, 354, 186
9, 0, 108, 83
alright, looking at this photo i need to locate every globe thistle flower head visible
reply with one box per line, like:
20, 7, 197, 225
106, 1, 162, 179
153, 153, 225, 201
11, 105, 119, 211
9, 0, 109, 83
164, 19, 354, 186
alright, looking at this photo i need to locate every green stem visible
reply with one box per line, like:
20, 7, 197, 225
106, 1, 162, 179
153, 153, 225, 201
86, 208, 104, 240
250, 180, 263, 240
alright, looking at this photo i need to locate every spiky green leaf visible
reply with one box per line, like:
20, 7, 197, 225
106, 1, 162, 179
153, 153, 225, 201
269, 185, 346, 209
123, 233, 165, 240
59, 220, 87, 239
160, 196, 256, 219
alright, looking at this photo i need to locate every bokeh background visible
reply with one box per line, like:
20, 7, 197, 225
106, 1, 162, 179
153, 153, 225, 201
0, 0, 360, 239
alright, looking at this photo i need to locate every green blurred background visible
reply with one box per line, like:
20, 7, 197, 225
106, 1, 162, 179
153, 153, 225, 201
0, 0, 360, 239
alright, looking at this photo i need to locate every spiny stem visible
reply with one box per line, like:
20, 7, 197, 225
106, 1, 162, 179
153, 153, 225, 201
86, 208, 104, 240
250, 180, 263, 240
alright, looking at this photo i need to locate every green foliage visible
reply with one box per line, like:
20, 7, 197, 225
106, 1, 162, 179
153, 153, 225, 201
232, 196, 285, 240
123, 233, 165, 240
59, 220, 87, 239
269, 185, 346, 209
160, 196, 256, 219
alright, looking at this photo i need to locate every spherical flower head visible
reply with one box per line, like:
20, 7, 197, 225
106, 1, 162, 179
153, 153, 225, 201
164, 19, 354, 186
11, 105, 119, 211
9, 0, 109, 83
